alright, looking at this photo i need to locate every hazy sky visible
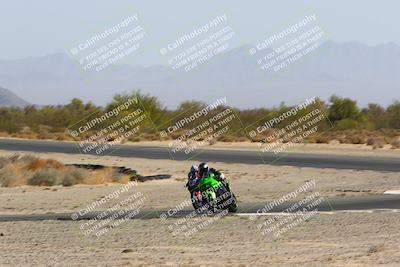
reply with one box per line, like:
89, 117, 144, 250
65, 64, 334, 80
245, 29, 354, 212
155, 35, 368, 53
1, 0, 399, 66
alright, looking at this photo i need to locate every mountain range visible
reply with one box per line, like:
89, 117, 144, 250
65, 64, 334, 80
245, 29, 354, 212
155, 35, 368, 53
0, 41, 399, 108
0, 87, 30, 107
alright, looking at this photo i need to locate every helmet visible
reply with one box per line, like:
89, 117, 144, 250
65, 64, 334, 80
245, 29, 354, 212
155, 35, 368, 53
190, 165, 199, 172
198, 162, 209, 177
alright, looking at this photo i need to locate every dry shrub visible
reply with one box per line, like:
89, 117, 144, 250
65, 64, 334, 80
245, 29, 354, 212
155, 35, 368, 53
16, 127, 38, 139
55, 133, 71, 141
350, 135, 366, 144
85, 167, 129, 185
128, 135, 143, 142
391, 138, 400, 149
58, 167, 128, 186
0, 164, 25, 187
0, 157, 10, 169
18, 155, 38, 165
250, 135, 266, 143
330, 132, 345, 142
143, 133, 161, 141
208, 138, 218, 145
373, 142, 384, 150
0, 132, 10, 138
0, 154, 130, 187
111, 170, 130, 183
314, 135, 330, 144
217, 135, 245, 142
37, 132, 54, 140
237, 136, 249, 142
13, 132, 38, 140
26, 158, 64, 171
328, 139, 340, 145
170, 129, 187, 140
38, 125, 52, 133
85, 167, 112, 184
366, 137, 375, 146
28, 169, 61, 186
366, 137, 385, 149
62, 169, 88, 186
249, 128, 276, 143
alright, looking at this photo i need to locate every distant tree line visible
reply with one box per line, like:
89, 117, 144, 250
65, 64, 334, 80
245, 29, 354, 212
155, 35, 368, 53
0, 92, 399, 143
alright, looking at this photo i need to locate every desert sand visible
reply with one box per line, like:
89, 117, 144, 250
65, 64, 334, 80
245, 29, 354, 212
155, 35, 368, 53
1, 213, 399, 266
0, 150, 399, 214
0, 146, 400, 266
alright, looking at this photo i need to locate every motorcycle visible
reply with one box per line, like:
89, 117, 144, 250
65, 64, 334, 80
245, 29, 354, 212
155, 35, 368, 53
187, 173, 238, 213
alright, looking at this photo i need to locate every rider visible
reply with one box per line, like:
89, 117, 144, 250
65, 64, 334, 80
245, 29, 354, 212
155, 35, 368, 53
187, 163, 227, 192
186, 165, 200, 192
198, 162, 226, 184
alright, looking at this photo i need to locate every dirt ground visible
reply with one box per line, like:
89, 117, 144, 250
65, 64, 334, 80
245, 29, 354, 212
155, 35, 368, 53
0, 150, 399, 214
0, 146, 399, 266
1, 213, 399, 266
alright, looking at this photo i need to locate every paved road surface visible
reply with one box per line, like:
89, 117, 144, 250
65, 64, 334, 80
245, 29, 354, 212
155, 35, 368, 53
1, 195, 399, 222
0, 139, 399, 171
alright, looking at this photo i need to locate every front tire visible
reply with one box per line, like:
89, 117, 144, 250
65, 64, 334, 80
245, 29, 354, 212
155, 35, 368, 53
227, 194, 238, 212
190, 191, 201, 210
216, 186, 238, 213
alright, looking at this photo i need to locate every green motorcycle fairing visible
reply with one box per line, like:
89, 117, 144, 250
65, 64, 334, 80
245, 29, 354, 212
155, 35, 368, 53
196, 173, 221, 192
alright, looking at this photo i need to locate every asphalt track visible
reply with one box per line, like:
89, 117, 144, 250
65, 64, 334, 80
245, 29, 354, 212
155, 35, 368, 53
0, 195, 399, 222
0, 139, 399, 222
0, 139, 400, 171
